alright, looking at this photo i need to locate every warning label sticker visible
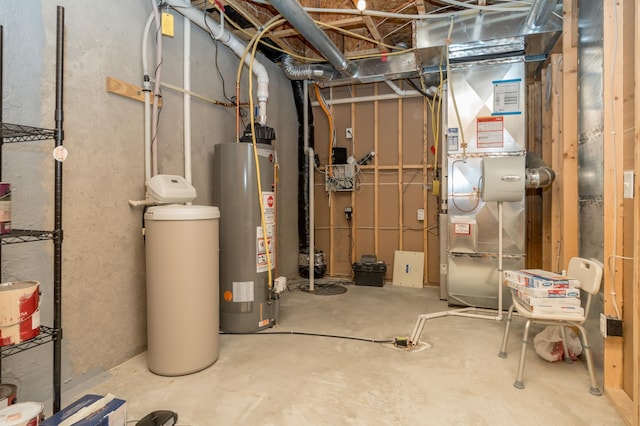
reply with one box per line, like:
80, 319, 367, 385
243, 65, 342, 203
477, 116, 504, 148
256, 224, 276, 273
263, 191, 275, 224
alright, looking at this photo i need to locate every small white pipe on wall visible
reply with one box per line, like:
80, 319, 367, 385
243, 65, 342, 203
184, 15, 192, 185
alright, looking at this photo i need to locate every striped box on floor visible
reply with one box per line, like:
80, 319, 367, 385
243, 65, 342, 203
41, 394, 126, 425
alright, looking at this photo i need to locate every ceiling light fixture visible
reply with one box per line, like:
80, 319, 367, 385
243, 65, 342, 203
356, 0, 366, 12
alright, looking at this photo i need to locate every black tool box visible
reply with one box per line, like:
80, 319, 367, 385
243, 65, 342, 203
352, 254, 386, 287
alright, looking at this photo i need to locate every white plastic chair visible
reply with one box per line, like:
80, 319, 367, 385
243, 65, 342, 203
498, 257, 604, 395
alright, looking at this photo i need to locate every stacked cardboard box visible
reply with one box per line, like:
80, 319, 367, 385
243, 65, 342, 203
503, 269, 583, 316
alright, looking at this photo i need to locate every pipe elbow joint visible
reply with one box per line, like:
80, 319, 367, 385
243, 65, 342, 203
338, 61, 358, 78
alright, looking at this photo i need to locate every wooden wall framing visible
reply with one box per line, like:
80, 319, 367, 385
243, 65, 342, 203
602, 0, 639, 423
313, 82, 439, 285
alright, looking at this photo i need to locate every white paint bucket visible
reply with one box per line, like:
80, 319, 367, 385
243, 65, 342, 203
0, 402, 43, 425
0, 281, 40, 347
0, 384, 17, 408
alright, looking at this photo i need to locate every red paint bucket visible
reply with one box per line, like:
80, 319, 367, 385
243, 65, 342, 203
0, 402, 43, 425
0, 281, 40, 347
0, 384, 17, 408
0, 183, 11, 234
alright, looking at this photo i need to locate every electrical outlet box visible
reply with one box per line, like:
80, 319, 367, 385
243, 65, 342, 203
623, 170, 634, 199
417, 208, 425, 221
345, 206, 353, 220
345, 128, 353, 139
325, 164, 356, 192
600, 313, 623, 337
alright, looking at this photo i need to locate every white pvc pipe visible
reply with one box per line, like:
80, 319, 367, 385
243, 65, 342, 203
150, 0, 162, 176
165, 0, 270, 125
302, 4, 530, 20
142, 13, 154, 183
384, 80, 420, 97
309, 146, 315, 292
497, 201, 504, 320
311, 91, 422, 107
184, 16, 192, 185
305, 81, 315, 292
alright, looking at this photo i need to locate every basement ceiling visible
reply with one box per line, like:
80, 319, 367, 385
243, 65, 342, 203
191, 0, 523, 62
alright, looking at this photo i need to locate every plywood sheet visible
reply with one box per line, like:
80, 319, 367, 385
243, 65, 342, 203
392, 250, 425, 287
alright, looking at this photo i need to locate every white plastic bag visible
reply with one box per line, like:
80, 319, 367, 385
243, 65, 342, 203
533, 325, 583, 362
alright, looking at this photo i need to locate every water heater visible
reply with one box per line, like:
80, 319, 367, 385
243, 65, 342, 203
213, 142, 276, 333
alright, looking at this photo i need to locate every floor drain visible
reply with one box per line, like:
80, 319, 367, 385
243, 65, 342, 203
300, 284, 348, 296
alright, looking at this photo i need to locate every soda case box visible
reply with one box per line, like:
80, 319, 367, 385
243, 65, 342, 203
513, 289, 580, 307
516, 299, 585, 316
503, 269, 580, 288
41, 394, 126, 426
505, 279, 581, 298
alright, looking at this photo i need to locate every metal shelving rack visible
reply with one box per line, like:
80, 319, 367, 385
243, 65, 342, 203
0, 6, 64, 413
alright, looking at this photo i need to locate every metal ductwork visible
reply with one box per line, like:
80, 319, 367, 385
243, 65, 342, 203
414, 6, 562, 78
526, 0, 561, 30
281, 55, 339, 81
270, 0, 358, 78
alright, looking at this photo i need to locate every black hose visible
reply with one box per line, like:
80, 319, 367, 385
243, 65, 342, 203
221, 330, 394, 344
406, 78, 434, 99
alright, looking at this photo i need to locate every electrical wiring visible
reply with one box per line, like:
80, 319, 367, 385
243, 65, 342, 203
203, 6, 235, 104
444, 16, 467, 160
220, 329, 394, 344
245, 16, 290, 291
314, 84, 336, 167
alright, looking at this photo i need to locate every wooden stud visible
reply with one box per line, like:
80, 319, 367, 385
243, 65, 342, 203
560, 0, 580, 268
634, 0, 640, 419
549, 54, 562, 273
106, 76, 162, 107
398, 92, 404, 251
603, 0, 625, 396
540, 66, 553, 271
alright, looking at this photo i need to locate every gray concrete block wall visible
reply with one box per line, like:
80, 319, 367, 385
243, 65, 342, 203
1, 0, 299, 403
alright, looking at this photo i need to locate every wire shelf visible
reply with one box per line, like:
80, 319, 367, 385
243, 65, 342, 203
0, 326, 58, 358
1, 123, 56, 143
0, 229, 55, 244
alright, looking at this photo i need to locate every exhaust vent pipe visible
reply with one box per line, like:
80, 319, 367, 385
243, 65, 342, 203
281, 55, 339, 81
525, 151, 555, 189
270, 0, 358, 78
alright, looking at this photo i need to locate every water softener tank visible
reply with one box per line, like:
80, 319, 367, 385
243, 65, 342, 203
213, 141, 276, 333
144, 204, 220, 375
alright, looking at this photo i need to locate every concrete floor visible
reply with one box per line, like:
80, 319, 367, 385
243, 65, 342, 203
66, 282, 623, 425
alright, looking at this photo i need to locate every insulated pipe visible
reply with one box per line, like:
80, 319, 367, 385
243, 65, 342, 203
525, 0, 560, 30
281, 54, 338, 81
184, 16, 192, 185
165, 0, 270, 125
269, 0, 358, 78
